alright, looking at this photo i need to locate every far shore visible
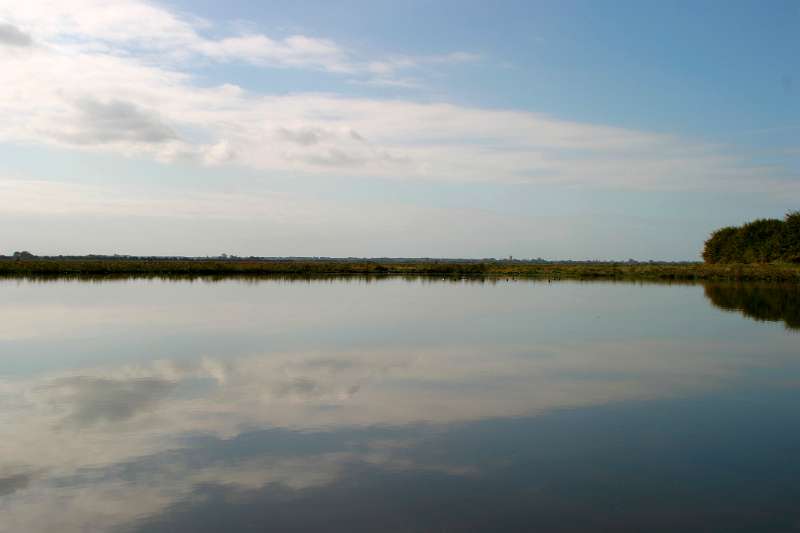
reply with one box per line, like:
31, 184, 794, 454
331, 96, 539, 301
2, 257, 800, 282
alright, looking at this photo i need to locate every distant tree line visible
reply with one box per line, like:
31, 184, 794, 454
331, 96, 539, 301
703, 212, 800, 264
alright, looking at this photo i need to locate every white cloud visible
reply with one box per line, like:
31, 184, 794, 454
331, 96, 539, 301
0, 0, 473, 75
0, 0, 794, 193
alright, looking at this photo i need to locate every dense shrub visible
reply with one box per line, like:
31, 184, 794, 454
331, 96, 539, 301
703, 212, 800, 264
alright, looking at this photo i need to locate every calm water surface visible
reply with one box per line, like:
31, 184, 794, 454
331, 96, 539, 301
0, 278, 798, 532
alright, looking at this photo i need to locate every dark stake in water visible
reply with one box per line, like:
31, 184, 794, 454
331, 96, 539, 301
0, 278, 798, 532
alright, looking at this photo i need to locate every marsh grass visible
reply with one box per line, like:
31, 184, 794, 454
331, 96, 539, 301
2, 258, 799, 282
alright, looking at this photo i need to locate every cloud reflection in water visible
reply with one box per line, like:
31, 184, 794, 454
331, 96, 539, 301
0, 279, 798, 532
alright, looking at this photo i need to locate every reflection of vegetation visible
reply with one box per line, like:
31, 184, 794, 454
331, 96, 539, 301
703, 212, 800, 264
1, 258, 800, 281
703, 283, 800, 330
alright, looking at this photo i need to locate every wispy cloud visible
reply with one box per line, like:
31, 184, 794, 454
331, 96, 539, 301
0, 0, 475, 79
366, 51, 481, 76
195, 33, 353, 72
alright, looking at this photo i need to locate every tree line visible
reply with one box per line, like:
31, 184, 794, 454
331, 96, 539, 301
703, 212, 800, 264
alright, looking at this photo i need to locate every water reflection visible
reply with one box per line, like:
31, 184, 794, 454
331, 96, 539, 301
128, 389, 800, 533
0, 279, 798, 532
703, 282, 800, 330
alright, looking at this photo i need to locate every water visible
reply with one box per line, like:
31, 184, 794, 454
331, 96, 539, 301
0, 278, 798, 532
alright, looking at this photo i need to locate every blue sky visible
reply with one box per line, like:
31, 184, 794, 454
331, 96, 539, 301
179, 0, 797, 130
0, 0, 797, 259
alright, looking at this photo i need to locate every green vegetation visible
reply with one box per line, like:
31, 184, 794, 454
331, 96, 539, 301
1, 257, 799, 282
704, 282, 800, 330
703, 211, 800, 264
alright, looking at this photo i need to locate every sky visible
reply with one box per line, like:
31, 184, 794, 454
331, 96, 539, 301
0, 0, 797, 260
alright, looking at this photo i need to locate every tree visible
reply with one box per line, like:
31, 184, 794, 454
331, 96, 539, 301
783, 211, 800, 263
702, 212, 800, 264
703, 227, 738, 264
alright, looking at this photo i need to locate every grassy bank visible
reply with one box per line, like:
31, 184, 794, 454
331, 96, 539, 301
2, 258, 800, 282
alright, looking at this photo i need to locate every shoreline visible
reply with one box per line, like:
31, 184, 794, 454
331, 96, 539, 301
1, 259, 799, 282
